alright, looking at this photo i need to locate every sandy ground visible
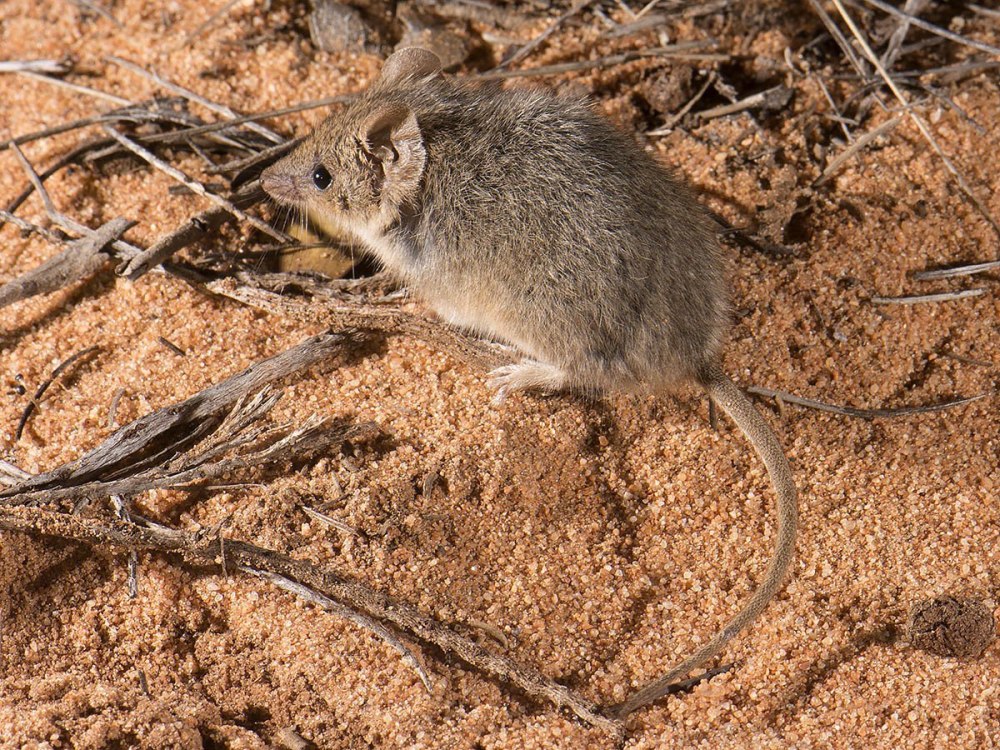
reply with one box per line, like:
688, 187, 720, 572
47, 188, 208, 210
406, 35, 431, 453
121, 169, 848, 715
0, 1, 997, 748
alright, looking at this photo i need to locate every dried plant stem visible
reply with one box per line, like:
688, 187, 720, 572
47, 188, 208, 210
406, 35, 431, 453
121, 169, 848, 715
242, 566, 433, 692
815, 115, 901, 186
829, 0, 1000, 237
914, 260, 1000, 280
15, 346, 101, 441
0, 59, 72, 74
10, 144, 145, 262
0, 217, 132, 309
856, 0, 1000, 56
101, 125, 290, 242
16, 70, 131, 107
747, 386, 991, 419
870, 288, 987, 304
107, 55, 283, 144
0, 507, 620, 733
480, 43, 725, 79
496, 0, 596, 69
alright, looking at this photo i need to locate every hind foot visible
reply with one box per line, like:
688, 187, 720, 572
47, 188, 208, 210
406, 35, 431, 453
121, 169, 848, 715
487, 359, 568, 406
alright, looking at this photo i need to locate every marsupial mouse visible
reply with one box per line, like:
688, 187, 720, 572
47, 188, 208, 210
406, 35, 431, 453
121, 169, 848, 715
260, 47, 797, 717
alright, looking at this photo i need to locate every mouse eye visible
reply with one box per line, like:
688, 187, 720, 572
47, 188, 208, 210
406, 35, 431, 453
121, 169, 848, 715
312, 165, 332, 191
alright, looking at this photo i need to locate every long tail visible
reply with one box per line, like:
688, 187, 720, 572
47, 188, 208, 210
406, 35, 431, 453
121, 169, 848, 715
609, 365, 798, 717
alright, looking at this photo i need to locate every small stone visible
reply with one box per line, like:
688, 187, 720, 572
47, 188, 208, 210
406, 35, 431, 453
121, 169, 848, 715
396, 4, 470, 71
907, 596, 995, 658
640, 66, 693, 116
309, 0, 368, 54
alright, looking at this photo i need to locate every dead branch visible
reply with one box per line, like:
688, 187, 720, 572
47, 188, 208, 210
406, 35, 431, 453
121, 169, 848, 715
0, 506, 621, 733
855, 0, 1000, 56
10, 144, 145, 263
878, 0, 931, 70
15, 69, 131, 107
0, 217, 133, 309
480, 43, 726, 79
814, 115, 902, 186
206, 274, 514, 372
243, 566, 433, 692
0, 332, 353, 498
118, 181, 267, 279
828, 0, 1000, 238
495, 0, 596, 70
67, 0, 122, 27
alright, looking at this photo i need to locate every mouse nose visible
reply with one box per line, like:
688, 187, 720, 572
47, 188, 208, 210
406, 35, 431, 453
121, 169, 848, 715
259, 168, 296, 202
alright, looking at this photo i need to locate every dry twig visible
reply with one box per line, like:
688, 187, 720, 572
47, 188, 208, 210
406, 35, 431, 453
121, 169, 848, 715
101, 125, 290, 243
869, 288, 987, 304
15, 346, 101, 441
0, 217, 133, 309
748, 386, 991, 419
107, 55, 284, 145
0, 506, 620, 733
828, 0, 1000, 237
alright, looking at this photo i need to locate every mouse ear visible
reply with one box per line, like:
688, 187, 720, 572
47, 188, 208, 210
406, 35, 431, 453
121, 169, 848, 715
378, 47, 442, 87
359, 103, 426, 198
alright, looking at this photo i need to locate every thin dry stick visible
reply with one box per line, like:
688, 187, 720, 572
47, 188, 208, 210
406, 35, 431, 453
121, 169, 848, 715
814, 115, 901, 186
124, 96, 352, 152
68, 0, 122, 27
0, 217, 133, 309
967, 2, 1000, 19
496, 0, 596, 69
10, 144, 145, 262
647, 71, 717, 135
16, 70, 132, 107
2, 332, 353, 498
242, 566, 433, 692
0, 507, 621, 734
2, 139, 115, 221
857, 0, 1000, 56
804, 0, 871, 79
102, 125, 291, 243
2, 114, 121, 152
118, 196, 242, 278
694, 85, 792, 121
480, 43, 725, 79
301, 505, 358, 535
879, 0, 931, 70
914, 260, 1000, 280
210, 138, 303, 176
109, 494, 139, 598
16, 346, 101, 441
0, 210, 67, 244
813, 73, 856, 143
0, 60, 72, 74
829, 0, 1000, 238
747, 386, 991, 419
870, 288, 987, 304
107, 55, 284, 144
604, 12, 666, 39
205, 276, 514, 372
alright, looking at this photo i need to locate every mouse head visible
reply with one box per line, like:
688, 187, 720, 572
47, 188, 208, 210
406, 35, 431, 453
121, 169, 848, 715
260, 48, 442, 236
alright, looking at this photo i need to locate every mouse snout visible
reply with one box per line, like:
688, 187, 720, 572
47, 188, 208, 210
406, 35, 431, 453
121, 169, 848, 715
259, 167, 300, 203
